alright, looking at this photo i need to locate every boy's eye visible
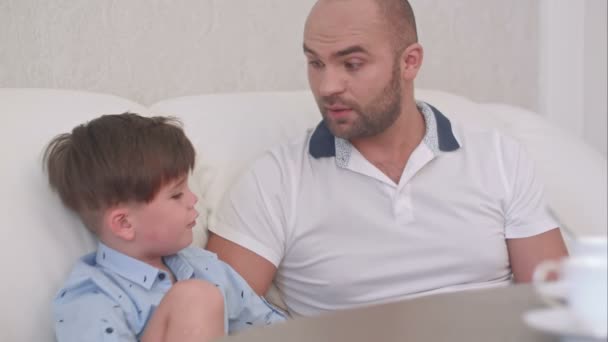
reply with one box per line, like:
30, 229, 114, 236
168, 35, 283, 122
171, 193, 183, 200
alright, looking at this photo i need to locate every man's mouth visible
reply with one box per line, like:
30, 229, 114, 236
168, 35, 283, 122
326, 106, 353, 118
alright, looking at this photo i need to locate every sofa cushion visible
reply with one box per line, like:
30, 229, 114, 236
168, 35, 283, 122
0, 89, 150, 342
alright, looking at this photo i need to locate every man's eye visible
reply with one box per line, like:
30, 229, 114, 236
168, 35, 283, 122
171, 193, 183, 200
308, 60, 324, 69
345, 61, 362, 71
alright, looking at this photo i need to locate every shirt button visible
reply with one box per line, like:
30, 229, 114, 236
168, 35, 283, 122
158, 273, 166, 280
105, 327, 114, 334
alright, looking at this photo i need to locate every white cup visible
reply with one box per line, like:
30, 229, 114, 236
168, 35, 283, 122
534, 256, 608, 338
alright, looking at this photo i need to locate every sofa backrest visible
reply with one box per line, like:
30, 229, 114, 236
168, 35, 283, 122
152, 89, 607, 239
150, 91, 322, 234
1, 88, 605, 341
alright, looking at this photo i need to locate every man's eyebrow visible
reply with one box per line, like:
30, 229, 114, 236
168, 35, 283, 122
303, 44, 317, 55
334, 45, 367, 57
303, 44, 368, 58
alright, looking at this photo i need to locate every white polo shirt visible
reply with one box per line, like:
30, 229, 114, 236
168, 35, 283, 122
211, 102, 558, 316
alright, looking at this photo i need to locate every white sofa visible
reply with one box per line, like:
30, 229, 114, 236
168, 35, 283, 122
1, 88, 606, 342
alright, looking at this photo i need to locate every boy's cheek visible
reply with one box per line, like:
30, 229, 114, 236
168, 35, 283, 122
139, 229, 164, 243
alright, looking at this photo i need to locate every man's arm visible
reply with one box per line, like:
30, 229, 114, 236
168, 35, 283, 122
506, 227, 568, 283
206, 232, 277, 295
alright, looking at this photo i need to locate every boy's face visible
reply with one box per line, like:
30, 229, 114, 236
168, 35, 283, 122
129, 175, 199, 257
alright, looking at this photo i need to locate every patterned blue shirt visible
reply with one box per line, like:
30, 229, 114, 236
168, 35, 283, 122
53, 243, 286, 341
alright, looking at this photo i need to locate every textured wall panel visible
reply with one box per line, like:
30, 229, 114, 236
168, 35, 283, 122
412, 0, 539, 111
1, 0, 538, 109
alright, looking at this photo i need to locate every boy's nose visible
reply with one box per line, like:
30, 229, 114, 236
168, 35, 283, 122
190, 192, 199, 207
185, 186, 198, 208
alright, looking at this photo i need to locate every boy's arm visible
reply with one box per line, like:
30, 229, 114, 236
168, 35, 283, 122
220, 259, 288, 334
187, 247, 287, 334
54, 292, 136, 342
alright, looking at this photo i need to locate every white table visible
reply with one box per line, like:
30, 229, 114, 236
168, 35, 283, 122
222, 285, 558, 342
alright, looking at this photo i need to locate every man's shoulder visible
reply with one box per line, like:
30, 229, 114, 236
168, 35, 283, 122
267, 127, 317, 158
245, 127, 318, 175
451, 119, 522, 155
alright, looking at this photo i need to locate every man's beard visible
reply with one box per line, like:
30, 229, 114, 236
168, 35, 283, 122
318, 64, 402, 140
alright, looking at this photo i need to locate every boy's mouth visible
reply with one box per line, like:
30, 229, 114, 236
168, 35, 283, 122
187, 212, 199, 229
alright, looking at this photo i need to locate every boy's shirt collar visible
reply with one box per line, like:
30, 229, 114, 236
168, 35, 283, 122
95, 242, 194, 290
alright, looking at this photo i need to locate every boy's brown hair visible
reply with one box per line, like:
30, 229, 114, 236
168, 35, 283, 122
43, 113, 196, 231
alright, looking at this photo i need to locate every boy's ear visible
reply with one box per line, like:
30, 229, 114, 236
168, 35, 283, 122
104, 206, 136, 241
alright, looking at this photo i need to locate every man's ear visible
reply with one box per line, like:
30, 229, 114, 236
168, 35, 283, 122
400, 42, 424, 81
104, 206, 136, 241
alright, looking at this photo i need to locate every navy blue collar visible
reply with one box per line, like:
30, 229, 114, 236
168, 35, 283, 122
309, 102, 460, 158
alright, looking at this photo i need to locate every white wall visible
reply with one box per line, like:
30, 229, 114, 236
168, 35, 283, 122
539, 0, 607, 156
0, 0, 538, 110
0, 0, 605, 155
0, 0, 316, 105
413, 0, 540, 112
583, 0, 607, 156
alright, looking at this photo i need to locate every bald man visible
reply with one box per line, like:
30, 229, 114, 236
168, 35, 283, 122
207, 0, 568, 316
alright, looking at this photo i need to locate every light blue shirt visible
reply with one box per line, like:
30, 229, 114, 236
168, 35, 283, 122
53, 243, 286, 341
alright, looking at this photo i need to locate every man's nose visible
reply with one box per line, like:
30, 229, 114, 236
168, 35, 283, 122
318, 68, 346, 98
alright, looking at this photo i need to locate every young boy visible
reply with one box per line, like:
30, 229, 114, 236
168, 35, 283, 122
44, 113, 286, 342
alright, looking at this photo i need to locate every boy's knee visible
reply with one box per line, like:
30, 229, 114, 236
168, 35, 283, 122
168, 280, 224, 310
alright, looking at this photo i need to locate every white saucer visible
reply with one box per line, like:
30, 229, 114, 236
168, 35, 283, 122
535, 281, 568, 301
523, 307, 607, 341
